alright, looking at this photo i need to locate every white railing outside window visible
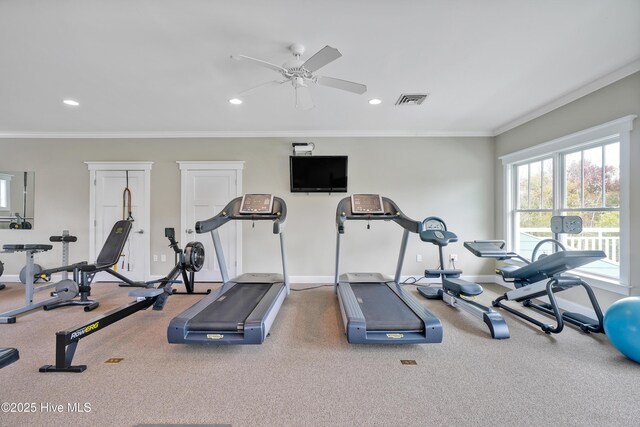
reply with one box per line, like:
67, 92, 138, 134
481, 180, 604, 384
521, 227, 620, 264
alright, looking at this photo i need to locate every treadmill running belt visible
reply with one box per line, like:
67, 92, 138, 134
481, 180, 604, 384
350, 283, 424, 331
187, 283, 272, 331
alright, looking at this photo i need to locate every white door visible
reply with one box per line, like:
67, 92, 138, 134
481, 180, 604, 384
179, 162, 243, 282
88, 163, 152, 282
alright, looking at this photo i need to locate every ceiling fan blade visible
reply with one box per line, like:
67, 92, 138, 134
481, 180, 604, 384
302, 45, 342, 72
316, 76, 367, 94
237, 80, 287, 97
295, 85, 314, 110
232, 54, 286, 73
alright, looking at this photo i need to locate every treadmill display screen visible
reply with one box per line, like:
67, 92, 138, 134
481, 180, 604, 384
351, 194, 384, 214
239, 194, 274, 214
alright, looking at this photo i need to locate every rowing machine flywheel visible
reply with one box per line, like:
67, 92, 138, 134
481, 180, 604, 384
184, 242, 205, 272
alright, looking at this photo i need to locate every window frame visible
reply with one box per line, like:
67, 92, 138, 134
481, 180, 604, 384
501, 115, 636, 295
511, 156, 555, 255
0, 173, 12, 212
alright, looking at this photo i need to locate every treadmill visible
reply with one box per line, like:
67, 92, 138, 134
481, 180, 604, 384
334, 194, 443, 344
168, 194, 289, 344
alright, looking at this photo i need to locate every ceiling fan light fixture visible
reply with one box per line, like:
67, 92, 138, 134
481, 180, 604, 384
369, 98, 382, 105
229, 98, 243, 105
232, 43, 367, 109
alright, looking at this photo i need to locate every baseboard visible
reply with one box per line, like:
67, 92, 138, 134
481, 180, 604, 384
290, 276, 335, 284
1, 274, 19, 283
287, 274, 498, 285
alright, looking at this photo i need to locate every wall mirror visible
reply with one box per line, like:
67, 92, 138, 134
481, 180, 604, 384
0, 171, 35, 230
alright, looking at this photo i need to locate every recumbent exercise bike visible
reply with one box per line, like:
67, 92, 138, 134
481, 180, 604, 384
417, 217, 509, 339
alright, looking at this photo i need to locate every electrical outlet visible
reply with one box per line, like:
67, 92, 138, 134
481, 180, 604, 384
416, 254, 423, 262
161, 254, 167, 262
450, 254, 458, 262
153, 254, 158, 262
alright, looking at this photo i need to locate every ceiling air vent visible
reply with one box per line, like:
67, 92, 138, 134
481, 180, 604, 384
395, 93, 429, 106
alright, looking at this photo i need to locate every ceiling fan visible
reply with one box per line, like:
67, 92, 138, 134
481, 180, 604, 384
231, 43, 367, 109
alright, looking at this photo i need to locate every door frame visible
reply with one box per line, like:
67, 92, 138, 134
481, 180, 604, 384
177, 161, 244, 277
86, 161, 153, 281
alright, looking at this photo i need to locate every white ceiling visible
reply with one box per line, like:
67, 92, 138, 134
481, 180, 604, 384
1, 0, 639, 138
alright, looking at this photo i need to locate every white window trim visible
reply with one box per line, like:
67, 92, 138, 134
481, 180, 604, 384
500, 115, 636, 295
0, 173, 12, 212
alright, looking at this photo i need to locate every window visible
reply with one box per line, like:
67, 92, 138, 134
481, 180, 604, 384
513, 157, 554, 258
502, 115, 635, 294
561, 141, 620, 278
0, 173, 12, 212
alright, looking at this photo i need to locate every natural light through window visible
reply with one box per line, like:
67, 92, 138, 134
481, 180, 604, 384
561, 142, 620, 278
501, 115, 635, 294
0, 173, 11, 211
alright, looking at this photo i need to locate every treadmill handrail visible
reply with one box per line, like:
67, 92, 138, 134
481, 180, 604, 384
334, 195, 420, 287
335, 196, 421, 234
196, 196, 287, 234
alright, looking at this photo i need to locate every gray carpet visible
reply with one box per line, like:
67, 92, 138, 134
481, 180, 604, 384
0, 281, 638, 426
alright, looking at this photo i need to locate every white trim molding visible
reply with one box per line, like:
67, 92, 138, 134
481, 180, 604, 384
494, 59, 640, 135
86, 161, 153, 280
177, 161, 245, 171
177, 161, 244, 277
289, 275, 498, 285
500, 115, 636, 295
499, 115, 637, 165
0, 130, 493, 139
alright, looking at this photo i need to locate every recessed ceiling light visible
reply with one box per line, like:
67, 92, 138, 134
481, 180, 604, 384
369, 98, 382, 105
229, 98, 243, 105
62, 99, 80, 107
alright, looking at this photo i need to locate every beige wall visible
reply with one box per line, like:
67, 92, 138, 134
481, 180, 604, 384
495, 71, 640, 308
0, 136, 495, 280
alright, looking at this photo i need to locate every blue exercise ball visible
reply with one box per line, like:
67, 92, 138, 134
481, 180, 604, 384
604, 297, 640, 363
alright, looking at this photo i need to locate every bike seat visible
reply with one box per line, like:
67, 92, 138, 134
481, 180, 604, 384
420, 229, 458, 246
443, 277, 483, 297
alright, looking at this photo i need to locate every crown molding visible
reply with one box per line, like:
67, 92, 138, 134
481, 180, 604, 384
493, 59, 640, 136
0, 130, 493, 139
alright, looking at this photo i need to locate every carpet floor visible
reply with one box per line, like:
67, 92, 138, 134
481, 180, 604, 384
0, 280, 638, 426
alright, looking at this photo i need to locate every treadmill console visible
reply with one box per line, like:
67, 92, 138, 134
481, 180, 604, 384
351, 194, 385, 214
239, 194, 274, 214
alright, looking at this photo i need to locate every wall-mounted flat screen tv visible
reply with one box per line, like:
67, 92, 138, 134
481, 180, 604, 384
290, 155, 348, 193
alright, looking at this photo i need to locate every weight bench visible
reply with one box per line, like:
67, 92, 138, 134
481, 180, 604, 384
464, 240, 605, 334
1, 244, 57, 323
19, 232, 87, 284
0, 347, 19, 368
44, 220, 134, 311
